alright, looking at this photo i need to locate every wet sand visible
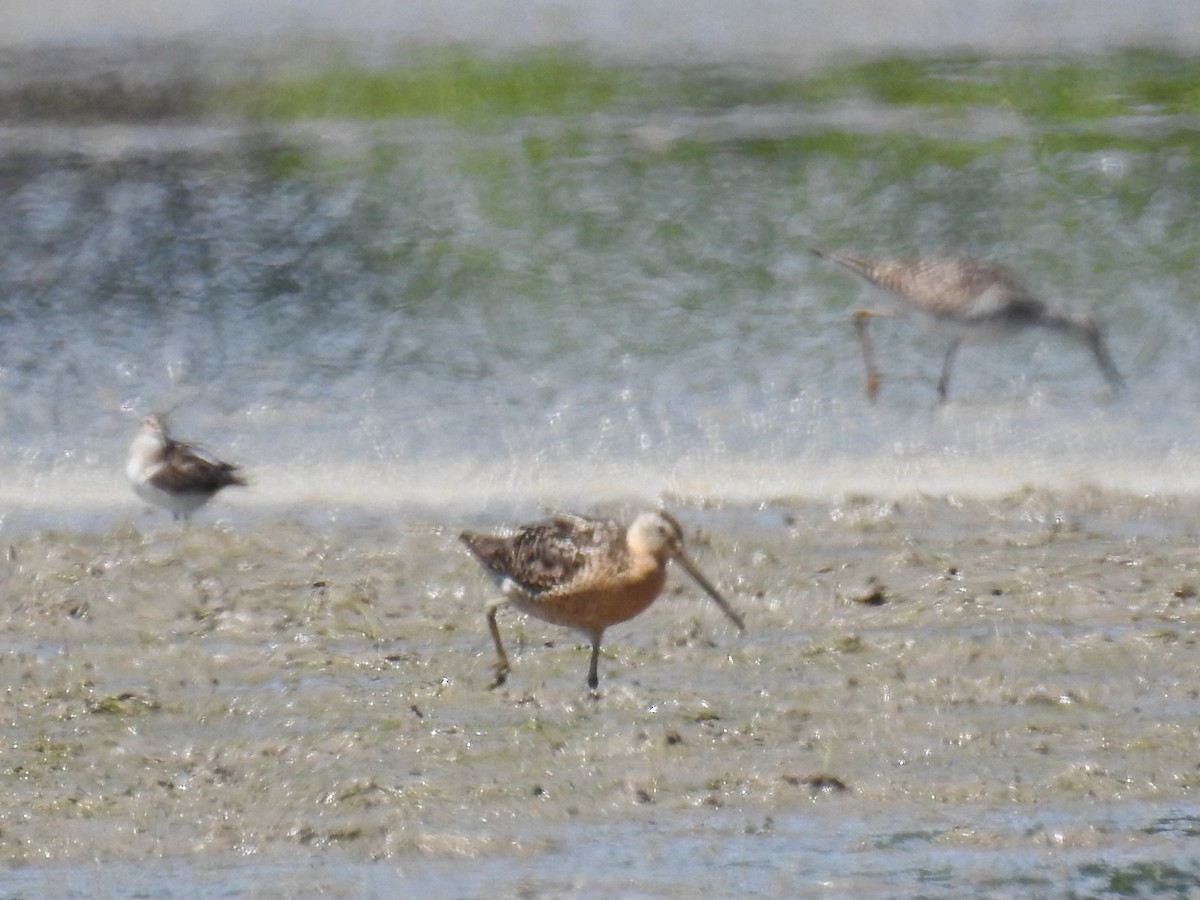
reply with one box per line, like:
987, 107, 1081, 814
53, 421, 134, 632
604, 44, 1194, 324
2, 489, 1198, 893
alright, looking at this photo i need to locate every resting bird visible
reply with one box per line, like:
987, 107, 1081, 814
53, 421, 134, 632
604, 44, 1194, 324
126, 413, 246, 520
810, 247, 1125, 402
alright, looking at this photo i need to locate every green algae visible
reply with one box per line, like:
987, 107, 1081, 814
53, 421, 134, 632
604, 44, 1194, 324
176, 48, 1200, 184
793, 50, 1200, 122
214, 48, 1200, 127
218, 49, 637, 122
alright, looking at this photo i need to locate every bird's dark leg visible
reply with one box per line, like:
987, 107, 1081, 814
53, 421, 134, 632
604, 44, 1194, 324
852, 309, 883, 402
1089, 334, 1125, 393
587, 636, 602, 690
486, 599, 510, 689
937, 340, 961, 402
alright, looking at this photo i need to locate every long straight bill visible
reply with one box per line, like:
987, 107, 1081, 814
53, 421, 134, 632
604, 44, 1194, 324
676, 554, 746, 632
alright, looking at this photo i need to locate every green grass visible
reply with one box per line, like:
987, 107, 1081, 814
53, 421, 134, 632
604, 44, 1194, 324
214, 47, 1200, 130
794, 51, 1200, 122
221, 49, 637, 121
802, 56, 1129, 120
11, 44, 1197, 132
664, 129, 1015, 171
208, 48, 1200, 171
1035, 127, 1200, 158
223, 47, 1200, 123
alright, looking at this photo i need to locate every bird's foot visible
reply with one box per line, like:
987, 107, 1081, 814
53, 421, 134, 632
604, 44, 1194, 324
488, 661, 510, 690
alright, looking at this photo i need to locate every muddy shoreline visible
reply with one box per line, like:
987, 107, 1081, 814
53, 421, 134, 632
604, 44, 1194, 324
2, 489, 1198, 892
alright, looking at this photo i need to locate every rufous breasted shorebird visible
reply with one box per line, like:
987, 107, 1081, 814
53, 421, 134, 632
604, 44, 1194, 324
126, 413, 246, 520
810, 247, 1124, 402
460, 510, 745, 690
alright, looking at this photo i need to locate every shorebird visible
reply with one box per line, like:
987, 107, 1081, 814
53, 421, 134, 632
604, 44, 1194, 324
809, 247, 1125, 402
459, 510, 745, 690
126, 413, 246, 520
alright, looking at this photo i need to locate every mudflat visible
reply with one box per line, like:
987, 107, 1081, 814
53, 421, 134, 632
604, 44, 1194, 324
2, 490, 1197, 892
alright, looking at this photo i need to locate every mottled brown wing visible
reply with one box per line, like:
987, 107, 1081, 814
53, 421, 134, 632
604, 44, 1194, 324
462, 514, 626, 595
820, 249, 1046, 322
889, 257, 1045, 322
515, 514, 625, 593
151, 440, 246, 493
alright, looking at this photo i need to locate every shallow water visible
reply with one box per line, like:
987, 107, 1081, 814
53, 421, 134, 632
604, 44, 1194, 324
4, 23, 1200, 898
5, 73, 1200, 529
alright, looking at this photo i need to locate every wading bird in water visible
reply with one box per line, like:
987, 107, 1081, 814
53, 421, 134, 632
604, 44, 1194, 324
460, 510, 745, 690
126, 413, 246, 520
809, 247, 1125, 402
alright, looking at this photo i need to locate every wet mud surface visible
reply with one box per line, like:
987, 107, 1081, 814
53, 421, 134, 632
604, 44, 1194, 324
2, 490, 1199, 893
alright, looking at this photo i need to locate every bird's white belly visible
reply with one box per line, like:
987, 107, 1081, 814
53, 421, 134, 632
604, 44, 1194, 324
131, 473, 207, 516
